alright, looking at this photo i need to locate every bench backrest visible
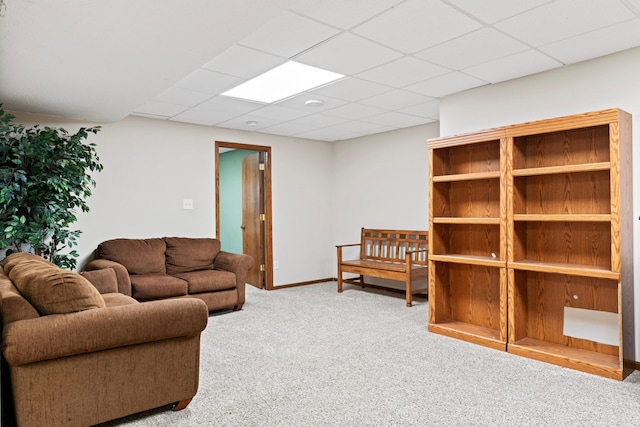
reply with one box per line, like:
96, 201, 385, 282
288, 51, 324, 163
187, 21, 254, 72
360, 228, 429, 266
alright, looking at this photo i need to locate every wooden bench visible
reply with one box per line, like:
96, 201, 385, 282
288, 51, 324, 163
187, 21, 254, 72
336, 228, 429, 307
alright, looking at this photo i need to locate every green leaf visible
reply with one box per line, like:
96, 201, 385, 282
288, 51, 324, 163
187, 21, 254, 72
0, 105, 103, 268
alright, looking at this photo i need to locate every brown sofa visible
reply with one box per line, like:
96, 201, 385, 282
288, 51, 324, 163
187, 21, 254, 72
85, 237, 253, 312
0, 252, 209, 427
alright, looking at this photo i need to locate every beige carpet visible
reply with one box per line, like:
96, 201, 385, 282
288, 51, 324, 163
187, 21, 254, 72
101, 283, 640, 426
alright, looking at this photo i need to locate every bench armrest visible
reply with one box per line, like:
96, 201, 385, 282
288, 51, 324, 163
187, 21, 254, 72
84, 259, 132, 296
337, 243, 361, 266
405, 248, 428, 266
336, 243, 361, 248
2, 298, 209, 366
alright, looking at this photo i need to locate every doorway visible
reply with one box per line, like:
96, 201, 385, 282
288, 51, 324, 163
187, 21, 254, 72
215, 141, 273, 290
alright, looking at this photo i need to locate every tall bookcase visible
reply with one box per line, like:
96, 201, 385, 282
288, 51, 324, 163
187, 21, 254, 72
427, 109, 634, 380
427, 129, 508, 351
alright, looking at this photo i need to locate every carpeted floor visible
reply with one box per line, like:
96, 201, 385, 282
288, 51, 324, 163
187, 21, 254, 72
102, 283, 640, 426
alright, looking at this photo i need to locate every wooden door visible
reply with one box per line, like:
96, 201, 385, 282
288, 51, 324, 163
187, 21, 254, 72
242, 152, 264, 288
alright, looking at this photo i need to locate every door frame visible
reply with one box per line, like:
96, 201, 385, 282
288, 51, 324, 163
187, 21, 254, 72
215, 141, 274, 290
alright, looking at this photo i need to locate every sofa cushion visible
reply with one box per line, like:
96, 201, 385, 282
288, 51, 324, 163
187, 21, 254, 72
81, 268, 118, 294
174, 270, 236, 294
97, 238, 166, 275
6, 253, 105, 315
129, 273, 188, 301
101, 293, 139, 307
3, 251, 52, 276
164, 237, 220, 275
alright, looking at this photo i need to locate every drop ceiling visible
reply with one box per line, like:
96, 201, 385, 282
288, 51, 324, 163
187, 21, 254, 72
2, 0, 640, 142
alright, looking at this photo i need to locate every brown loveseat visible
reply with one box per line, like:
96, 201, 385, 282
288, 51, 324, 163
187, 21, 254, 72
85, 237, 253, 312
0, 252, 209, 427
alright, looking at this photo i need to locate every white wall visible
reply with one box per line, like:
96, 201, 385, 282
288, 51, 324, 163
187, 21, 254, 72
332, 123, 439, 289
439, 46, 640, 359
270, 131, 335, 282
7, 113, 334, 286
333, 123, 438, 242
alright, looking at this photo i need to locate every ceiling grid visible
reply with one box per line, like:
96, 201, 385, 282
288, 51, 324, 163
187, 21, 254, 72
2, 0, 640, 141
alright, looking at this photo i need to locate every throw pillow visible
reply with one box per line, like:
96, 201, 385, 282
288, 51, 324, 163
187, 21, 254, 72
7, 254, 105, 315
3, 251, 53, 275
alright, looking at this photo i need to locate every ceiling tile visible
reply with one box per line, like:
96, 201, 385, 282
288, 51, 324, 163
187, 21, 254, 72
415, 28, 528, 70
174, 69, 244, 94
361, 111, 426, 126
276, 92, 349, 112
201, 45, 285, 79
133, 101, 189, 117
288, 113, 348, 128
327, 120, 391, 134
323, 103, 387, 120
238, 11, 340, 58
152, 87, 212, 107
352, 0, 482, 53
198, 96, 263, 116
495, 0, 635, 46
249, 105, 311, 121
310, 77, 392, 102
623, 0, 640, 14
539, 19, 640, 64
406, 71, 487, 97
217, 114, 280, 131
463, 50, 562, 84
0, 0, 310, 124
359, 89, 433, 110
131, 112, 169, 120
397, 117, 439, 127
260, 122, 318, 136
398, 100, 440, 118
355, 125, 398, 137
294, 127, 361, 142
356, 57, 450, 88
294, 33, 403, 75
291, 0, 403, 29
446, 0, 553, 24
170, 105, 240, 126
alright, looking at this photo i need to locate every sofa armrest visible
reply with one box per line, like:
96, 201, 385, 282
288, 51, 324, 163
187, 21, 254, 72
213, 251, 254, 305
85, 259, 132, 296
2, 298, 208, 366
214, 251, 253, 282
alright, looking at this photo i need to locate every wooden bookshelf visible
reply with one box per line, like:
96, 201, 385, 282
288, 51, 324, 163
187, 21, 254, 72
428, 130, 508, 350
427, 108, 634, 380
506, 108, 634, 380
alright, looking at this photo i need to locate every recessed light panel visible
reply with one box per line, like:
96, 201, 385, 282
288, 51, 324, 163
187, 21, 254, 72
221, 61, 344, 104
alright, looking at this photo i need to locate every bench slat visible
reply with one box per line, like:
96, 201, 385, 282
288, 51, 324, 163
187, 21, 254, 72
361, 229, 429, 266
341, 259, 427, 272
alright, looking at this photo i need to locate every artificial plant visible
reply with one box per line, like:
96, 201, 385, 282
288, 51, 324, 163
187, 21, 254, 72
0, 104, 103, 269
